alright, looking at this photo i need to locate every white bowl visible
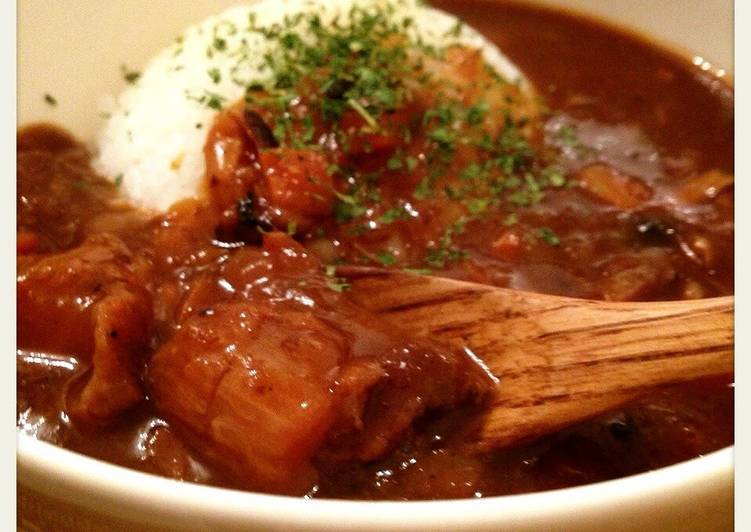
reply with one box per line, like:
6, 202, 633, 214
17, 1, 734, 530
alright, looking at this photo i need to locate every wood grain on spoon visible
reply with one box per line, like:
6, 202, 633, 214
338, 267, 734, 451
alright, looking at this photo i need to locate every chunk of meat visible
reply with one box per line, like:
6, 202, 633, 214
258, 149, 336, 231
416, 45, 540, 138
204, 104, 336, 236
17, 234, 151, 424
147, 232, 491, 493
324, 341, 490, 462
148, 301, 346, 493
203, 104, 263, 232
598, 249, 677, 301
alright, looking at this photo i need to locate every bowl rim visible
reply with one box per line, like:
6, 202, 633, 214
17, 433, 733, 529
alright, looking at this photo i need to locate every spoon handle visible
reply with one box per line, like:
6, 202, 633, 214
342, 269, 734, 449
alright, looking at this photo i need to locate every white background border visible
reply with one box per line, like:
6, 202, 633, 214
7, 0, 744, 529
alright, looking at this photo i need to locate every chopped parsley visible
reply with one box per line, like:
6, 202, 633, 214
333, 191, 368, 223
427, 126, 457, 149
186, 89, 227, 110
557, 125, 580, 148
466, 198, 490, 215
466, 100, 489, 125
43, 93, 57, 106
120, 64, 141, 84
379, 205, 409, 224
538, 227, 560, 246
347, 98, 378, 129
206, 93, 226, 110
445, 20, 464, 38
207, 67, 222, 84
386, 155, 403, 170
413, 174, 434, 200
404, 267, 433, 275
376, 250, 397, 266
213, 37, 228, 51
324, 264, 351, 292
461, 162, 484, 180
425, 218, 470, 267
503, 213, 519, 226
542, 167, 567, 187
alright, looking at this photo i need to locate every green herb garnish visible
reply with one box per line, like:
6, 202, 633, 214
376, 250, 397, 266
208, 68, 221, 84
503, 213, 519, 226
538, 227, 560, 246
324, 264, 351, 292
120, 65, 141, 84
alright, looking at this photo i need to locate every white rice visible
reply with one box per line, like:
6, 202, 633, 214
94, 0, 528, 212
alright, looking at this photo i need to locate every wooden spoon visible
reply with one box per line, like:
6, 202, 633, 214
338, 267, 734, 451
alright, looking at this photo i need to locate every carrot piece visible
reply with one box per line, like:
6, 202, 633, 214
577, 164, 653, 210
678, 170, 734, 204
259, 149, 335, 231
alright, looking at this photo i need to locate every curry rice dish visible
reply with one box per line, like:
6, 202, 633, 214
17, 0, 733, 500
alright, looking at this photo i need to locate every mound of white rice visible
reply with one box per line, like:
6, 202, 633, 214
94, 0, 529, 212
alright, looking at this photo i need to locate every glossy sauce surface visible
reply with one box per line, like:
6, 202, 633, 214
17, 1, 733, 500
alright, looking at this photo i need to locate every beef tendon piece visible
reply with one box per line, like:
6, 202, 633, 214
147, 232, 492, 494
147, 302, 347, 494
17, 234, 152, 424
